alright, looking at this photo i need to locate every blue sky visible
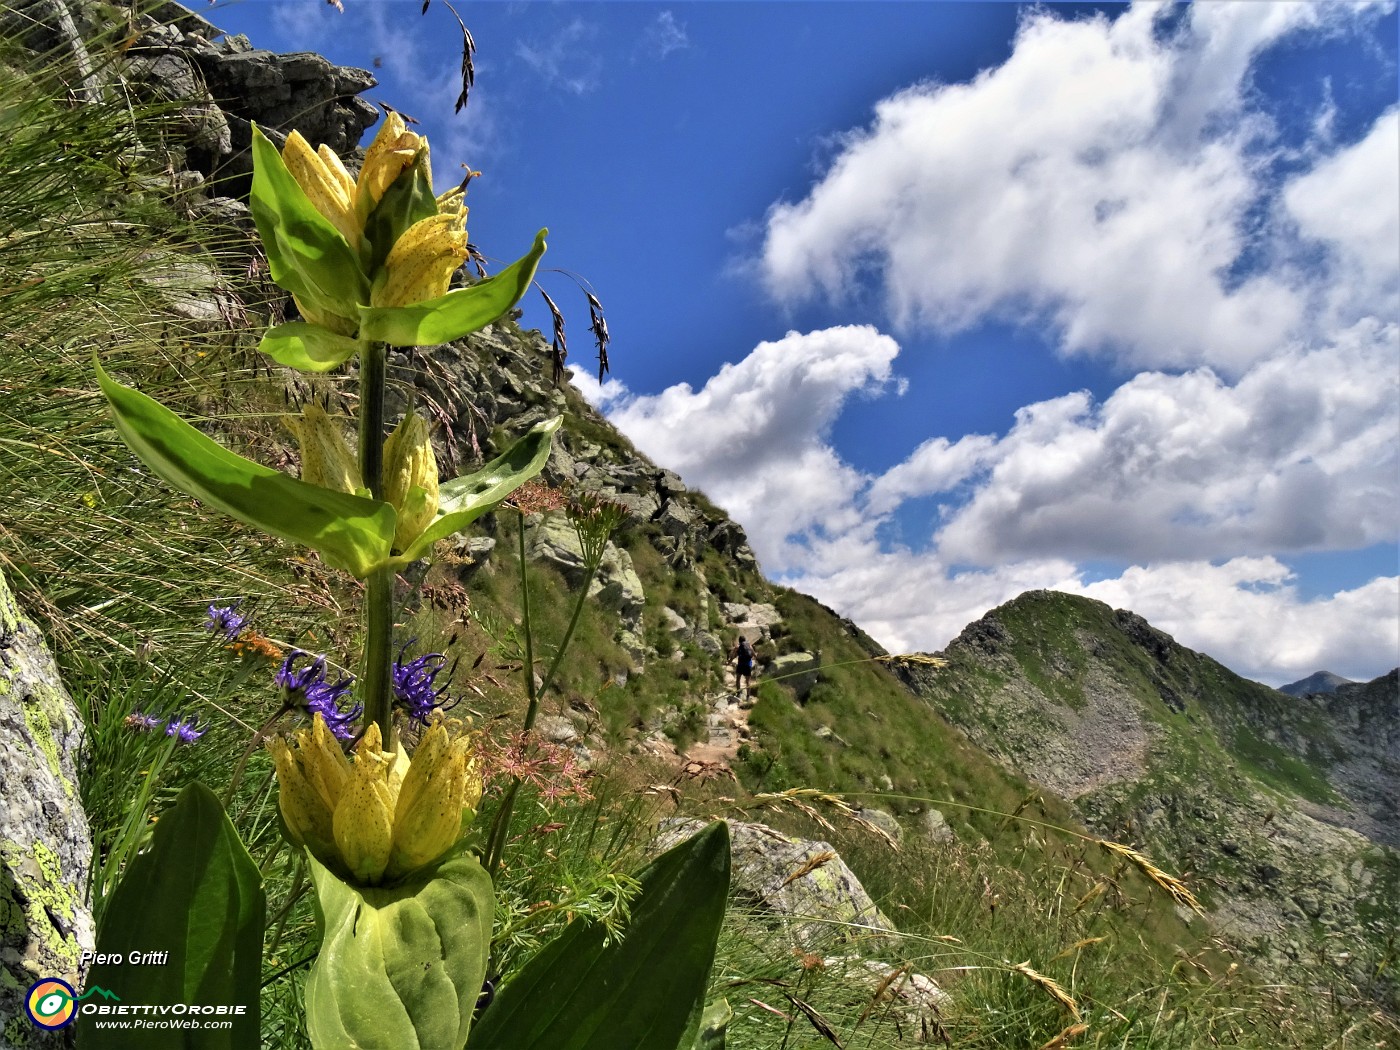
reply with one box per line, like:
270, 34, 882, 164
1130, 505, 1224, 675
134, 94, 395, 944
210, 1, 1399, 686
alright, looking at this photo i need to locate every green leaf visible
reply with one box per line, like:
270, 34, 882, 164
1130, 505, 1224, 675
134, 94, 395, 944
357, 228, 547, 346
395, 416, 560, 564
249, 124, 369, 318
96, 360, 395, 577
694, 999, 733, 1050
471, 821, 731, 1050
257, 321, 362, 372
361, 147, 439, 278
304, 850, 493, 1050
79, 783, 263, 1050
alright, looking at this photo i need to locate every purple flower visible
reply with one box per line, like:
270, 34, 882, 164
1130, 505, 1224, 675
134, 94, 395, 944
277, 651, 360, 740
204, 600, 247, 642
165, 715, 206, 744
392, 641, 460, 724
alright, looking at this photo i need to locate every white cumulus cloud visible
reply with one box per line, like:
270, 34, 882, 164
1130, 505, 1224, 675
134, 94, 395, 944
601, 326, 900, 573
1284, 107, 1400, 326
894, 318, 1400, 565
759, 2, 1391, 374
1073, 559, 1400, 686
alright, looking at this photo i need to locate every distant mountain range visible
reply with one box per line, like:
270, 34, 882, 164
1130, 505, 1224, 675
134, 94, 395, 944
1278, 670, 1354, 696
895, 590, 1398, 1000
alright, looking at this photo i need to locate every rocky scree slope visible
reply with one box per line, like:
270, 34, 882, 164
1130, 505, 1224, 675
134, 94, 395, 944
896, 590, 1398, 998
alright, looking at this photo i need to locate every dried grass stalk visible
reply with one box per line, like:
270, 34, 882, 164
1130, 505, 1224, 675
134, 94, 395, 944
1096, 839, 1203, 914
1011, 962, 1081, 1021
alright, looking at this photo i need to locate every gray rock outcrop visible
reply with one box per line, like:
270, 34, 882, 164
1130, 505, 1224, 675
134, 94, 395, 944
1, 568, 94, 1050
657, 818, 894, 950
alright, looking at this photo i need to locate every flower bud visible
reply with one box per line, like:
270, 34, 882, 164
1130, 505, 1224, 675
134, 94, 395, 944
268, 719, 349, 862
382, 411, 439, 551
283, 403, 359, 494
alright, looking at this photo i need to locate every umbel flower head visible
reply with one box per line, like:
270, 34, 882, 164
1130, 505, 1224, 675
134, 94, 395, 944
268, 714, 483, 885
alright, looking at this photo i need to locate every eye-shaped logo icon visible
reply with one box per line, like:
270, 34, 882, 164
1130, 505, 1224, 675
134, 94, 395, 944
26, 978, 77, 1030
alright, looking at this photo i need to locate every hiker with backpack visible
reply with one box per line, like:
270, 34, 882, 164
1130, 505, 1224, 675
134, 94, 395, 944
732, 633, 757, 698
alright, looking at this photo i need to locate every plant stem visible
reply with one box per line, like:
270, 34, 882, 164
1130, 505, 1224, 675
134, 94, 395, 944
517, 512, 538, 730
535, 557, 600, 703
484, 514, 537, 879
485, 513, 609, 880
364, 564, 394, 742
358, 339, 394, 742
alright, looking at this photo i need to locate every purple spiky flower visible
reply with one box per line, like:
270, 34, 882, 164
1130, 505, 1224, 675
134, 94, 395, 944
276, 650, 360, 740
392, 641, 460, 724
203, 600, 247, 642
165, 715, 207, 744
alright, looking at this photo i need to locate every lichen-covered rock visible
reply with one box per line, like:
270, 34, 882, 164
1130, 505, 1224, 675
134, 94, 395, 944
657, 818, 894, 950
528, 517, 644, 619
1, 568, 94, 1049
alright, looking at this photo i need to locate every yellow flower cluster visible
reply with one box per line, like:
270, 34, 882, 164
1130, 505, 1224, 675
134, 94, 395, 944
269, 714, 483, 885
283, 404, 440, 552
280, 112, 471, 316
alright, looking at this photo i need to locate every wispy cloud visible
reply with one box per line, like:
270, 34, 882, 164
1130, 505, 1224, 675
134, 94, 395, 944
642, 11, 689, 60
515, 19, 603, 95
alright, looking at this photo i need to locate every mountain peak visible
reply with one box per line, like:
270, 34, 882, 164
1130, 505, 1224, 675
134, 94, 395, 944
1277, 670, 1354, 696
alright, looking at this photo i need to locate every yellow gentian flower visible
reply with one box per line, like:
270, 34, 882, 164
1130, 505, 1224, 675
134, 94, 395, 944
283, 402, 359, 494
269, 713, 482, 885
355, 111, 424, 224
281, 131, 360, 250
371, 197, 470, 309
382, 411, 440, 551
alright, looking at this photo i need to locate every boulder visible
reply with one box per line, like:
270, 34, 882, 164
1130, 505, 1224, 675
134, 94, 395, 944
857, 807, 902, 845
592, 545, 645, 624
535, 715, 580, 747
657, 819, 894, 950
828, 957, 951, 1034
919, 808, 956, 844
654, 500, 696, 542
1, 568, 95, 1048
770, 651, 821, 699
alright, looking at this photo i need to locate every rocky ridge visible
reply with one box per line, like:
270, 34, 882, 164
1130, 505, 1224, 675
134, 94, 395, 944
1278, 669, 1355, 697
898, 590, 1398, 997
